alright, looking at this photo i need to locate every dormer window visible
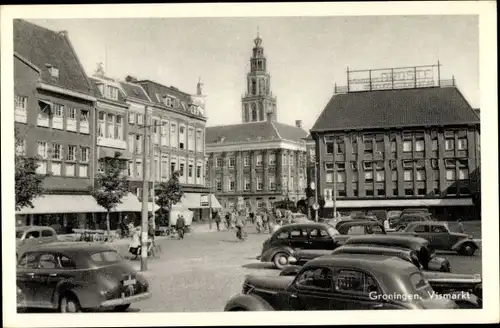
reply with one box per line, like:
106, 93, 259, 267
96, 83, 104, 96
163, 96, 172, 108
107, 85, 119, 101
46, 64, 59, 78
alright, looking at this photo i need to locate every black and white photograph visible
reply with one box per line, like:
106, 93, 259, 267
1, 2, 498, 327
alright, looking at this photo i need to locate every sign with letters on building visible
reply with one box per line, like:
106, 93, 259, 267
347, 64, 440, 92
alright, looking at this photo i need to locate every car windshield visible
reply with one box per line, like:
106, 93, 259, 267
16, 230, 25, 239
90, 251, 124, 264
409, 272, 433, 299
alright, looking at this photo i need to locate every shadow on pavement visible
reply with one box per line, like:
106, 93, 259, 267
242, 262, 276, 270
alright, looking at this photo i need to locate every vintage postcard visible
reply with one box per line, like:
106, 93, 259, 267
1, 2, 498, 327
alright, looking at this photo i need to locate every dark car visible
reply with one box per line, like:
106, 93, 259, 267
225, 254, 459, 311
257, 223, 340, 269
336, 220, 386, 235
400, 221, 479, 256
391, 212, 433, 231
16, 242, 151, 312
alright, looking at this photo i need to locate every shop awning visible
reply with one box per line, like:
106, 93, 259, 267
16, 195, 107, 215
112, 193, 142, 212
325, 198, 474, 209
98, 147, 133, 160
172, 193, 222, 209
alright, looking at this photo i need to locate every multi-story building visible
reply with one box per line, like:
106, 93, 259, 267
134, 77, 217, 221
206, 34, 308, 212
14, 19, 101, 230
310, 65, 481, 220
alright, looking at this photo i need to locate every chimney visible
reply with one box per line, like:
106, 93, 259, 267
267, 111, 273, 122
295, 120, 302, 128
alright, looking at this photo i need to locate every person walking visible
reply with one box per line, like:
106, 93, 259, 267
214, 210, 222, 231
235, 211, 246, 240
255, 211, 263, 233
457, 219, 466, 234
224, 211, 231, 230
262, 210, 269, 231
176, 214, 186, 239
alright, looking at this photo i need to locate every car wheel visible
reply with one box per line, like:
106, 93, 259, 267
59, 294, 81, 313
459, 243, 477, 256
273, 252, 289, 269
113, 304, 131, 312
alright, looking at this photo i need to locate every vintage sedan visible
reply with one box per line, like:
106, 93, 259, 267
400, 221, 479, 256
257, 223, 340, 269
391, 212, 433, 231
225, 254, 459, 311
16, 226, 58, 260
16, 242, 151, 312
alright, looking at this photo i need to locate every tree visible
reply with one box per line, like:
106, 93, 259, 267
155, 170, 184, 226
15, 129, 46, 211
91, 152, 129, 236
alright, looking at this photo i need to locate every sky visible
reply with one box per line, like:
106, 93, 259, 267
29, 16, 479, 130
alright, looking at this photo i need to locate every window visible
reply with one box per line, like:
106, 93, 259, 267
170, 123, 178, 148
375, 170, 385, 182
170, 161, 176, 175
115, 115, 123, 140
196, 129, 203, 152
58, 255, 76, 269
257, 177, 263, 190
216, 180, 222, 191
244, 156, 251, 167
179, 163, 185, 177
80, 109, 89, 134
363, 161, 373, 170
216, 157, 224, 167
416, 169, 426, 181
446, 169, 456, 181
364, 171, 373, 182
137, 114, 143, 125
37, 100, 51, 127
66, 145, 76, 161
65, 162, 75, 176
390, 140, 397, 153
15, 95, 28, 123
80, 147, 89, 163
128, 134, 134, 152
129, 112, 136, 124
106, 85, 119, 100
405, 188, 414, 196
51, 144, 62, 160
178, 126, 186, 149
51, 161, 61, 176
188, 164, 193, 178
432, 139, 438, 151
457, 138, 468, 150
196, 165, 202, 179
403, 140, 412, 152
136, 135, 142, 153
337, 171, 346, 183
269, 176, 276, 190
445, 138, 455, 151
326, 141, 334, 154
296, 268, 334, 290
52, 104, 64, 130
415, 139, 425, 152
391, 170, 398, 182
105, 113, 114, 139
459, 187, 470, 195
324, 189, 333, 201
366, 189, 374, 196
458, 168, 469, 180
36, 141, 47, 159
16, 139, 26, 156
229, 157, 236, 168
229, 179, 235, 191
90, 251, 123, 264
417, 188, 426, 196
244, 178, 251, 191
403, 160, 413, 169
283, 154, 288, 165
364, 140, 373, 153
376, 188, 386, 197
256, 154, 263, 166
337, 139, 345, 154
187, 127, 195, 151
97, 112, 105, 137
404, 170, 413, 181
18, 252, 39, 269
38, 253, 58, 269
128, 161, 135, 177
326, 172, 333, 183
136, 161, 143, 178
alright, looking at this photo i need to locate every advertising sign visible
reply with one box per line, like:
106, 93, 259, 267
347, 65, 440, 92
200, 194, 209, 207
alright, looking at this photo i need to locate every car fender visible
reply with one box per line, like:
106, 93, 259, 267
224, 294, 274, 311
451, 239, 478, 251
52, 280, 80, 308
279, 265, 302, 276
261, 247, 295, 263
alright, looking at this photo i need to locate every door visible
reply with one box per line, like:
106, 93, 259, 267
16, 252, 41, 308
427, 225, 451, 250
287, 267, 336, 310
308, 228, 336, 250
33, 253, 64, 308
289, 228, 308, 250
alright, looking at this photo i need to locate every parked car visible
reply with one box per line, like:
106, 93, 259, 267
16, 226, 58, 260
257, 223, 340, 269
391, 212, 433, 231
225, 254, 459, 311
16, 242, 151, 312
399, 221, 479, 256
284, 235, 450, 273
343, 235, 449, 272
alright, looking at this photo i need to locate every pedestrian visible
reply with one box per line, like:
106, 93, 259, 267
249, 211, 255, 224
224, 212, 231, 230
176, 214, 186, 239
128, 227, 141, 260
235, 210, 246, 240
230, 210, 237, 229
214, 210, 222, 231
262, 210, 269, 231
457, 219, 466, 234
383, 217, 390, 230
148, 215, 156, 256
255, 212, 263, 233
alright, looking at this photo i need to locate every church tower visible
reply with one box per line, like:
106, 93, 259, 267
241, 32, 277, 123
